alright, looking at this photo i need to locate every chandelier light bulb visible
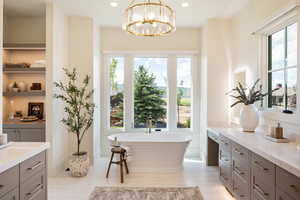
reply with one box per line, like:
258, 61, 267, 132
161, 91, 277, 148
110, 2, 118, 7
181, 2, 189, 8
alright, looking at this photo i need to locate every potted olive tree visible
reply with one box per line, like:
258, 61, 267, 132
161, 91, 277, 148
54, 68, 95, 177
227, 79, 279, 132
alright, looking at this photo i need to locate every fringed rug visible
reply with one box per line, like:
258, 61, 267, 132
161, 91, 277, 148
89, 186, 203, 200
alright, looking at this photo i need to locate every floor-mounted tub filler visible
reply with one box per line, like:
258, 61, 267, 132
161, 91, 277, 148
108, 133, 192, 173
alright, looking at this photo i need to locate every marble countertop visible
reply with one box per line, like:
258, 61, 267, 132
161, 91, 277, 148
0, 142, 50, 174
208, 127, 300, 178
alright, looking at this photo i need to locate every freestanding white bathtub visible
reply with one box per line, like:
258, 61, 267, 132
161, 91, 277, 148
108, 133, 192, 172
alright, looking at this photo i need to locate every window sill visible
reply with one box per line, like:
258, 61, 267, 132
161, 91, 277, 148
259, 108, 300, 126
106, 128, 194, 135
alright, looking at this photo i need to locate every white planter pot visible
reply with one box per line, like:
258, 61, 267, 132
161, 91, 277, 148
69, 152, 90, 177
240, 104, 259, 132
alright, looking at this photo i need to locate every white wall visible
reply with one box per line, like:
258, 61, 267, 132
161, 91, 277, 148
68, 16, 97, 163
200, 19, 233, 161
101, 27, 201, 52
46, 2, 69, 176
93, 22, 101, 159
4, 16, 46, 44
230, 0, 300, 142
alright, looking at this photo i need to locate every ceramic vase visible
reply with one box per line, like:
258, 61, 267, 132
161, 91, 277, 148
240, 104, 259, 132
8, 83, 14, 92
18, 82, 27, 92
69, 152, 90, 177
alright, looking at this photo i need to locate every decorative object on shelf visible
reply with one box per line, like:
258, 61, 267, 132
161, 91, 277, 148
54, 68, 95, 177
227, 79, 280, 132
20, 116, 39, 122
8, 82, 14, 92
12, 82, 19, 92
28, 102, 44, 119
31, 60, 46, 68
30, 83, 42, 91
123, 0, 176, 37
14, 111, 23, 118
18, 81, 27, 92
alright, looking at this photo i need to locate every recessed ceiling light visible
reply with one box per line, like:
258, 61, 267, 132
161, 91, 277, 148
181, 2, 189, 8
110, 2, 118, 7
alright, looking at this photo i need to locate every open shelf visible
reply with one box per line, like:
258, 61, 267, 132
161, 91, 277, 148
3, 67, 46, 74
3, 91, 46, 97
3, 43, 46, 50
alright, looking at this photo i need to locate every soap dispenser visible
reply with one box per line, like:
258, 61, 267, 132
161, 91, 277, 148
275, 123, 283, 139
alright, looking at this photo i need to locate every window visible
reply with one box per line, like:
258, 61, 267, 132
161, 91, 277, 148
134, 57, 168, 128
177, 58, 192, 128
109, 57, 124, 128
103, 53, 198, 132
268, 23, 298, 112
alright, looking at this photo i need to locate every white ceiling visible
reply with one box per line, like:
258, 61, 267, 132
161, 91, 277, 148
4, 0, 249, 27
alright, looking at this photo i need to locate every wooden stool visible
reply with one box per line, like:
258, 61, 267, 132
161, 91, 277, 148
106, 147, 129, 183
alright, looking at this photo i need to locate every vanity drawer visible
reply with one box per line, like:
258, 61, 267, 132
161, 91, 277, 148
252, 153, 275, 183
276, 167, 300, 200
276, 187, 295, 200
0, 166, 19, 198
253, 188, 268, 200
219, 135, 231, 150
220, 160, 232, 193
219, 148, 231, 163
232, 142, 250, 162
20, 169, 46, 200
20, 151, 46, 183
0, 188, 19, 200
233, 171, 250, 200
252, 172, 275, 200
233, 158, 250, 181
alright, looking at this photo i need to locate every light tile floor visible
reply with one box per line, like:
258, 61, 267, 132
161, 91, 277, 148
48, 158, 234, 200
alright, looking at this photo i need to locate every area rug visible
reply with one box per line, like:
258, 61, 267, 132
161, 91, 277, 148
89, 186, 203, 200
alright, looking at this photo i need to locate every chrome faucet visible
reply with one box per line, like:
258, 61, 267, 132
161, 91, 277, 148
146, 119, 153, 134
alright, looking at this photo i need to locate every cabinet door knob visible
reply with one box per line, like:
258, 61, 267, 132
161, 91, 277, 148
290, 185, 300, 193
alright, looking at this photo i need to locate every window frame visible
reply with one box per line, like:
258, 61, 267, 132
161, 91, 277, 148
267, 23, 298, 111
102, 52, 199, 134
257, 9, 300, 125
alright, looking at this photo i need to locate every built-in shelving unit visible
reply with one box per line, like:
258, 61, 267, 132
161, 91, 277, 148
3, 91, 46, 97
2, 43, 46, 120
3, 67, 46, 74
3, 43, 46, 50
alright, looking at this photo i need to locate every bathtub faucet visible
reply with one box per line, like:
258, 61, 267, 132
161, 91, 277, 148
146, 119, 153, 134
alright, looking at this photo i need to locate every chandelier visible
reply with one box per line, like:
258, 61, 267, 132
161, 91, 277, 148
123, 0, 176, 37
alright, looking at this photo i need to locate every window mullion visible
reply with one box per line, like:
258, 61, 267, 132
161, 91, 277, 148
284, 27, 288, 110
167, 55, 177, 131
124, 55, 134, 131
